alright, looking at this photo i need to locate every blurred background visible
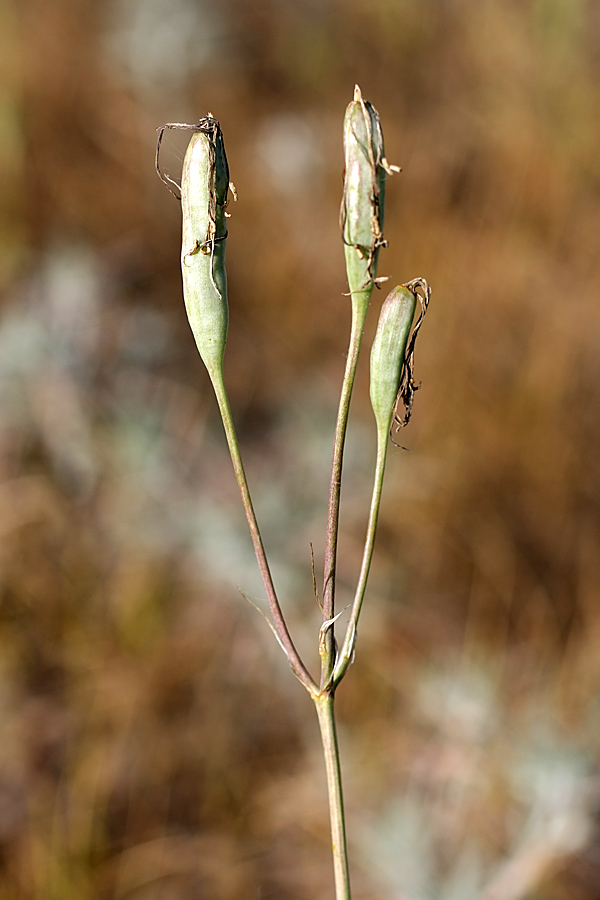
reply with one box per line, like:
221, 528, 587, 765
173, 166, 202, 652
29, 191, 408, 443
1, 0, 600, 897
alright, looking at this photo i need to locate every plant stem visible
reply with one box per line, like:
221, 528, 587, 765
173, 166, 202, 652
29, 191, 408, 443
334, 428, 387, 686
211, 371, 317, 694
321, 293, 369, 687
314, 692, 351, 900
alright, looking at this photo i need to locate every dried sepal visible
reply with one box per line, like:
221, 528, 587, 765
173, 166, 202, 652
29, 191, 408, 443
391, 277, 431, 441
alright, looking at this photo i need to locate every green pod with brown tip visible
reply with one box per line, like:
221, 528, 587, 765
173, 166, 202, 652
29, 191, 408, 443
180, 118, 230, 382
370, 285, 417, 435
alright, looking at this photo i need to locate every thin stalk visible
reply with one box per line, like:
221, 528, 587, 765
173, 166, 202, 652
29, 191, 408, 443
314, 692, 351, 900
321, 294, 369, 687
211, 372, 317, 694
334, 428, 387, 686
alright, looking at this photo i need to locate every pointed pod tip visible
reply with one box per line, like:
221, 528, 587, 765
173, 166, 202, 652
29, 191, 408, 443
353, 84, 362, 101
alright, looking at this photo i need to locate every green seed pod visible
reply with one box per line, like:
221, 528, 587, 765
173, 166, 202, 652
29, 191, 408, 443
370, 285, 417, 435
340, 85, 397, 298
180, 116, 231, 381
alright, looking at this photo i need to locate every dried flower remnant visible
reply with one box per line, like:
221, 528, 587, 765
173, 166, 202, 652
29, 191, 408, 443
340, 85, 400, 297
391, 277, 431, 439
156, 116, 235, 383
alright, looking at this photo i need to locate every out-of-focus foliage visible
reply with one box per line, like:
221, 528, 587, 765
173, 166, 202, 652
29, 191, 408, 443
2, 0, 600, 897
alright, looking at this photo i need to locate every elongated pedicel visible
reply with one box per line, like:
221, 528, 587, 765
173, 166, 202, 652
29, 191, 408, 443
180, 116, 231, 382
370, 284, 417, 435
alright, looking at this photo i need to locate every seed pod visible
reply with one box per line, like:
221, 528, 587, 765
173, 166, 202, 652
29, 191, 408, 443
340, 85, 397, 298
370, 285, 417, 435
180, 116, 231, 381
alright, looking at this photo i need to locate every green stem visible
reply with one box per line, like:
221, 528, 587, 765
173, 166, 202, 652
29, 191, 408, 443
321, 293, 369, 688
314, 692, 351, 900
211, 370, 317, 694
334, 427, 387, 686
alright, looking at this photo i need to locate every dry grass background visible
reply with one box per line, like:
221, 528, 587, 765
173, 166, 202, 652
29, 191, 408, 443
1, 0, 600, 897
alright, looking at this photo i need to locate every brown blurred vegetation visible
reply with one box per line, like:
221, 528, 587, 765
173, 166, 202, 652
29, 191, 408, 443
1, 0, 600, 897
